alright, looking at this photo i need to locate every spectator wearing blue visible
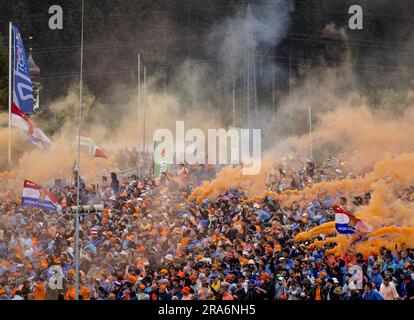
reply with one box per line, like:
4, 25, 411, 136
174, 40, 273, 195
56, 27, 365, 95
382, 255, 397, 275
369, 264, 383, 290
397, 250, 410, 270
362, 283, 384, 300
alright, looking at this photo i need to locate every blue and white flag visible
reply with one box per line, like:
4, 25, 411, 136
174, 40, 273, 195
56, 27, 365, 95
12, 24, 33, 115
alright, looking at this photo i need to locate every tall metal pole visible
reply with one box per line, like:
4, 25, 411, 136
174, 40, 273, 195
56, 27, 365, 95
143, 66, 147, 175
8, 22, 12, 165
309, 107, 313, 160
232, 77, 236, 126
272, 64, 275, 121
289, 44, 292, 120
137, 53, 141, 178
75, 0, 85, 301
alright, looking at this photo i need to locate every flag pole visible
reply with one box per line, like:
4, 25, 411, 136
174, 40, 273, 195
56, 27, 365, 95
143, 66, 147, 168
309, 107, 313, 160
137, 53, 141, 178
8, 22, 12, 165
75, 0, 85, 301
232, 77, 236, 126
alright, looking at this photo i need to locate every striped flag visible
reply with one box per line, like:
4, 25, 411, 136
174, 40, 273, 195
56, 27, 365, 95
79, 131, 107, 159
334, 205, 373, 234
22, 180, 60, 212
12, 103, 52, 148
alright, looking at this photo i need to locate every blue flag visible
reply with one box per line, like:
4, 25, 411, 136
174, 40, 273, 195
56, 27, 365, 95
12, 24, 33, 115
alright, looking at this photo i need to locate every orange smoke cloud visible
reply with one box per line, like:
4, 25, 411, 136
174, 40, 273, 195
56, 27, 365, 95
294, 222, 336, 242
188, 155, 273, 203
294, 153, 414, 257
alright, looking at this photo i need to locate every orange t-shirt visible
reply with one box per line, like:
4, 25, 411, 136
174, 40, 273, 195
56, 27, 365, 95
80, 287, 91, 300
181, 237, 188, 247
34, 284, 46, 300
66, 287, 76, 300
315, 286, 321, 300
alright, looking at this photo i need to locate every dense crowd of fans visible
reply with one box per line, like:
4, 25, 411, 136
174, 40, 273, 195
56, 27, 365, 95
0, 154, 413, 300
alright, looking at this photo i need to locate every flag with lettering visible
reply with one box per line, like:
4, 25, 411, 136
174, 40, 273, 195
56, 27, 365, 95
12, 24, 33, 115
334, 205, 373, 234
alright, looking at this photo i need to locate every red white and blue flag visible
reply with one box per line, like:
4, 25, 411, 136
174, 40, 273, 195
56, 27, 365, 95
334, 205, 373, 234
12, 103, 52, 148
22, 180, 60, 212
12, 24, 33, 115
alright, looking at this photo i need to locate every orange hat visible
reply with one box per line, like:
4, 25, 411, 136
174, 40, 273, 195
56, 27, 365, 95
0, 289, 6, 295
54, 257, 61, 264
316, 278, 322, 284
102, 218, 109, 225
189, 274, 197, 280
159, 284, 167, 290
280, 294, 287, 300
139, 284, 145, 290
261, 273, 270, 279
160, 269, 168, 274
177, 271, 185, 278
182, 286, 191, 295
320, 271, 327, 278
68, 269, 75, 277
265, 247, 273, 254
110, 237, 116, 243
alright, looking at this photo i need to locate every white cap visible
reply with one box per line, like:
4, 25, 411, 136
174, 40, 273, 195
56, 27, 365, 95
248, 259, 255, 265
332, 277, 339, 284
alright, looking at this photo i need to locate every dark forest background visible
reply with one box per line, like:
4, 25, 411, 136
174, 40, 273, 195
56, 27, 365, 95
0, 0, 414, 120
